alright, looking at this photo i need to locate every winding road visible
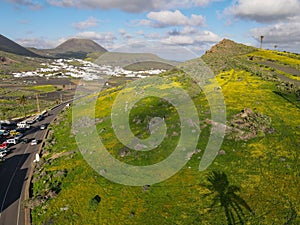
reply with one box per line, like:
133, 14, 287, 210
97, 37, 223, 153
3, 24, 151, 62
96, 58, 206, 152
0, 103, 68, 225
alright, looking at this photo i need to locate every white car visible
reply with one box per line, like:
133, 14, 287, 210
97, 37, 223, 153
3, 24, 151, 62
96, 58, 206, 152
30, 139, 37, 146
0, 151, 6, 158
6, 138, 18, 145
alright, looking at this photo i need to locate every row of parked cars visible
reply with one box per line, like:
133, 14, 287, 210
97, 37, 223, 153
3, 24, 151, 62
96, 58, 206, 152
0, 111, 48, 160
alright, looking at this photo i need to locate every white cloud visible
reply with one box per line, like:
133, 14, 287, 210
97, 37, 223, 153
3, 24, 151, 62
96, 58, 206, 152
152, 0, 222, 10
136, 30, 145, 36
195, 30, 221, 43
162, 30, 221, 46
161, 35, 195, 45
6, 0, 43, 10
224, 0, 300, 23
143, 32, 163, 39
119, 29, 132, 39
192, 0, 222, 6
16, 37, 58, 49
181, 27, 199, 35
47, 0, 154, 12
251, 16, 300, 52
46, 0, 221, 12
72, 17, 98, 30
138, 10, 206, 28
73, 31, 117, 49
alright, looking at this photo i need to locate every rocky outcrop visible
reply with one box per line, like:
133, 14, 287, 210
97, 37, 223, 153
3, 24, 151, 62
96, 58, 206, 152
226, 108, 275, 141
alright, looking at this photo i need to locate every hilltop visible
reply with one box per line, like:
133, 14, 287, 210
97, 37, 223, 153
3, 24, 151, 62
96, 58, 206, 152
202, 39, 300, 100
35, 38, 108, 59
55, 38, 107, 53
202, 39, 256, 73
0, 34, 40, 57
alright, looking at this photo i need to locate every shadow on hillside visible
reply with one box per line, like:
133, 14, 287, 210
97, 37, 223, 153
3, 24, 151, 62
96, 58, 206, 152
202, 171, 254, 225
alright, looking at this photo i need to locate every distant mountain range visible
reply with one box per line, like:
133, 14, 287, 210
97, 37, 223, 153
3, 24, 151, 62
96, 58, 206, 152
0, 34, 107, 59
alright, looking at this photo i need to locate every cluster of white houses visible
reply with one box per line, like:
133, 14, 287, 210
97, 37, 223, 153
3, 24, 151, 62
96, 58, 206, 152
13, 59, 165, 81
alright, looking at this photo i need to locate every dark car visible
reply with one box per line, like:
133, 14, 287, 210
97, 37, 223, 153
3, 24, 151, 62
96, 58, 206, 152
16, 127, 26, 133
0, 148, 10, 154
37, 115, 44, 121
21, 138, 30, 144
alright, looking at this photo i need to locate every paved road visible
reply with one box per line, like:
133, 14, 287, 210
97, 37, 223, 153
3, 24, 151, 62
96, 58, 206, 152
0, 103, 68, 225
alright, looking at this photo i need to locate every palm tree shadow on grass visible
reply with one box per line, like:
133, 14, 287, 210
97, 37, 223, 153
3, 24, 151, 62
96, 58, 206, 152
202, 171, 254, 225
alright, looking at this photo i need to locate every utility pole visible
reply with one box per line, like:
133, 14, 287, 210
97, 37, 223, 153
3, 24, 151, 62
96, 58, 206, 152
36, 93, 40, 113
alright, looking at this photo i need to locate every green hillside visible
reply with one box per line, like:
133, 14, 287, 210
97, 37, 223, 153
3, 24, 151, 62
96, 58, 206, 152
28, 41, 300, 224
0, 50, 46, 76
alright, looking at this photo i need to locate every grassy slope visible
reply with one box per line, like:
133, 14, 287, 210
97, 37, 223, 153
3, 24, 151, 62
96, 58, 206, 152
30, 51, 300, 225
0, 50, 46, 76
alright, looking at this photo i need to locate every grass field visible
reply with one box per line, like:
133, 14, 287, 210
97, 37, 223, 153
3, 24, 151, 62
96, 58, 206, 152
29, 63, 299, 224
29, 85, 57, 93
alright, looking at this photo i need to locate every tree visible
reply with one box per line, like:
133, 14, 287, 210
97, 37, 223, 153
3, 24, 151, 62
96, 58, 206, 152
260, 35, 264, 49
203, 171, 253, 225
18, 95, 27, 118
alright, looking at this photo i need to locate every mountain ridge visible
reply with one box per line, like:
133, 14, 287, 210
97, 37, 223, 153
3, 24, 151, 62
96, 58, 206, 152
0, 34, 40, 57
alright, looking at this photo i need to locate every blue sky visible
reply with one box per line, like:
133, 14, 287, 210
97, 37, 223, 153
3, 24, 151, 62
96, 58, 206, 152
1, 0, 300, 60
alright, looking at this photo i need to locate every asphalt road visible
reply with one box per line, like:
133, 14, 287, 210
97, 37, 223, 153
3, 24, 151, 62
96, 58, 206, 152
0, 103, 68, 225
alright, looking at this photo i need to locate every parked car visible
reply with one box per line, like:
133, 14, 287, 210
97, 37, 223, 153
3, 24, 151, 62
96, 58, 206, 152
14, 133, 24, 140
41, 110, 48, 117
37, 115, 44, 121
16, 127, 26, 133
40, 124, 47, 130
30, 139, 37, 146
6, 138, 18, 145
10, 130, 19, 136
0, 151, 6, 158
17, 121, 27, 128
0, 142, 8, 150
0, 130, 9, 136
0, 148, 10, 154
21, 138, 30, 144
26, 120, 35, 124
